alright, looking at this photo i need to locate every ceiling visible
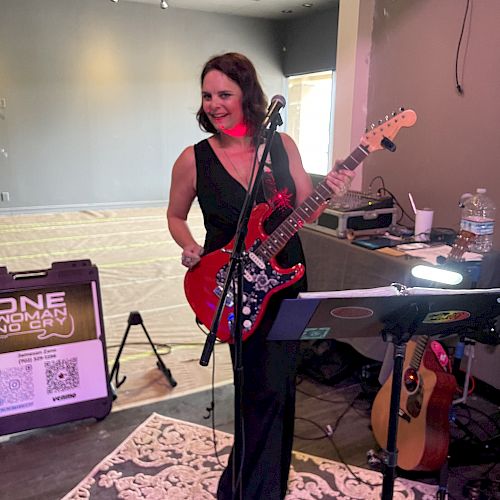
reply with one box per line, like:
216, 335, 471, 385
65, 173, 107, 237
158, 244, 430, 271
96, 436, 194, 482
121, 0, 337, 19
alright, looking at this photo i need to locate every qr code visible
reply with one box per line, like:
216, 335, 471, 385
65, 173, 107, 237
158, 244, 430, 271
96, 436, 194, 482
45, 358, 80, 394
0, 365, 34, 406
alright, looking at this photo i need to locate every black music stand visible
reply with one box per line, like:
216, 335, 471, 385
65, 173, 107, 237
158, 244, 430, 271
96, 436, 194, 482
268, 285, 500, 500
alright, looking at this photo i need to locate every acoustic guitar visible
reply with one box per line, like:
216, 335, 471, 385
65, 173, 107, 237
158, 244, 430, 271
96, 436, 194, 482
370, 230, 475, 471
184, 109, 417, 343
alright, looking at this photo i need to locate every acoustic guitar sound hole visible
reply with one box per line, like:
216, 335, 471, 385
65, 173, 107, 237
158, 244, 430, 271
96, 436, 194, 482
403, 367, 419, 393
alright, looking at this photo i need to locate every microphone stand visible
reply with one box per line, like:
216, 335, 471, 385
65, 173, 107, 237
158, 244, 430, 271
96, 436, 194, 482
199, 115, 282, 499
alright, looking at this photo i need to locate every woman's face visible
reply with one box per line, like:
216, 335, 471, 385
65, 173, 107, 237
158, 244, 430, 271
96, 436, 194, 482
202, 70, 246, 136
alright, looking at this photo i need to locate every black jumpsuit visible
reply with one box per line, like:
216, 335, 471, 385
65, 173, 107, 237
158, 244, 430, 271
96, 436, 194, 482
194, 133, 307, 499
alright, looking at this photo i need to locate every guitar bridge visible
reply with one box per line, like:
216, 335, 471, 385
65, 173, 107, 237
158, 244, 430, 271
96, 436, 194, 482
398, 408, 411, 423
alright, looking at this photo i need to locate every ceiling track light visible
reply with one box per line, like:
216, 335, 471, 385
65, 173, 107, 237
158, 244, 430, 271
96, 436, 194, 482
160, 0, 168, 9
110, 0, 119, 3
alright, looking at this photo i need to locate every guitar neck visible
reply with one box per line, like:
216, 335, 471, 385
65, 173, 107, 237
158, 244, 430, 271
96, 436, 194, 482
253, 144, 370, 260
446, 230, 475, 263
408, 335, 430, 370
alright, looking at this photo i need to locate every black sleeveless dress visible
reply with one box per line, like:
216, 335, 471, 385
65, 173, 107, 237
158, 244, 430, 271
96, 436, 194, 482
194, 133, 307, 499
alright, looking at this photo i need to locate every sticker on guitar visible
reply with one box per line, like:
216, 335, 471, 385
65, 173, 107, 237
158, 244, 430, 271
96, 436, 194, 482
184, 109, 418, 342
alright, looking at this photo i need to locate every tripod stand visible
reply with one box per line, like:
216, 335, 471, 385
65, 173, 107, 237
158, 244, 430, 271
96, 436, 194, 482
109, 311, 177, 397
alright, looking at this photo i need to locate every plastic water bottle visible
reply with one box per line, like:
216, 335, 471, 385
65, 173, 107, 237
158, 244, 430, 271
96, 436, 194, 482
460, 188, 496, 253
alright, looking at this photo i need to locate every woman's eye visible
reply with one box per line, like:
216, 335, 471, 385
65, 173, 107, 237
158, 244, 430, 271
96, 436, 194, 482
220, 93, 231, 99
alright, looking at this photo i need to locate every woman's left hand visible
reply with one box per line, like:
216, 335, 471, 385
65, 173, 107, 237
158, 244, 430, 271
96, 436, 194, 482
325, 162, 356, 197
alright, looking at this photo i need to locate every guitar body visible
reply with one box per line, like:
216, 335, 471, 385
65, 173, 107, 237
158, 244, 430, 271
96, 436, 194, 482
184, 203, 304, 343
371, 341, 457, 471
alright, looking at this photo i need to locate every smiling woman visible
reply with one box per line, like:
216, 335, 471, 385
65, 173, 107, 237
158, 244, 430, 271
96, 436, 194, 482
166, 51, 355, 500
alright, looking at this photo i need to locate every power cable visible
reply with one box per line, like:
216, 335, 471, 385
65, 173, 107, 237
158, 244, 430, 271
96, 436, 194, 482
455, 0, 471, 95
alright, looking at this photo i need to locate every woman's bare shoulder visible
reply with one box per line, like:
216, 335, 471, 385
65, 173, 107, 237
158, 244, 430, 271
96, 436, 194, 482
279, 132, 297, 149
175, 145, 196, 166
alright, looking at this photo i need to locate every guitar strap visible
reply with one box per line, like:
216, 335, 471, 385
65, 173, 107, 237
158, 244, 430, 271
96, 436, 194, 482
257, 134, 293, 211
429, 340, 450, 372
257, 141, 278, 204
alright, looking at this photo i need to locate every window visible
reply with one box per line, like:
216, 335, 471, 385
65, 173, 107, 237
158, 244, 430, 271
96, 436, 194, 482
286, 71, 335, 175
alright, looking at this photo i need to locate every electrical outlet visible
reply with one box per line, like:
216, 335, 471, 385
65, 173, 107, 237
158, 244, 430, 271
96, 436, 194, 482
1, 191, 10, 202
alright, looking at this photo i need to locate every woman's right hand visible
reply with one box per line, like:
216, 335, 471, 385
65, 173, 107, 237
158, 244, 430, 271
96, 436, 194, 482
181, 244, 204, 268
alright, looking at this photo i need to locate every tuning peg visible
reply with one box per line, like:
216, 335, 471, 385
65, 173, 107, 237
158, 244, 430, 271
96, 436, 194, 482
378, 119, 383, 125
385, 115, 389, 121
365, 128, 368, 133
370, 123, 375, 129
399, 106, 405, 112
392, 111, 397, 116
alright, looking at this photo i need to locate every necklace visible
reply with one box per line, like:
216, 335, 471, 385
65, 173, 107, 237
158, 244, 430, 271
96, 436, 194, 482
221, 147, 254, 190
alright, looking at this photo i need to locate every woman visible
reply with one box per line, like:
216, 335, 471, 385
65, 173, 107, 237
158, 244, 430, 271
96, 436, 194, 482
167, 52, 354, 499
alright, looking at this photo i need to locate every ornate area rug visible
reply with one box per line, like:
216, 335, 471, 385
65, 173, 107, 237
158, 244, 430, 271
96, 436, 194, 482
63, 413, 437, 499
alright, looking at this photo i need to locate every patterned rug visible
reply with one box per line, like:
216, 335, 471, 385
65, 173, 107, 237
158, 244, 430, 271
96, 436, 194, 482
63, 413, 438, 499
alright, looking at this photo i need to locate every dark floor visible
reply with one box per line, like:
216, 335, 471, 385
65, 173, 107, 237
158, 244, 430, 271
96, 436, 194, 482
1, 361, 499, 500
293, 370, 500, 500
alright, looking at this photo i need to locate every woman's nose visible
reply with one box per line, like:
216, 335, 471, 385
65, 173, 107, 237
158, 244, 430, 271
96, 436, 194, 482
209, 99, 220, 110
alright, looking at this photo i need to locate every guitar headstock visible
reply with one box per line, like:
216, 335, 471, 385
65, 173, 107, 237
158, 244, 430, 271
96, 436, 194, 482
361, 108, 417, 153
448, 229, 476, 262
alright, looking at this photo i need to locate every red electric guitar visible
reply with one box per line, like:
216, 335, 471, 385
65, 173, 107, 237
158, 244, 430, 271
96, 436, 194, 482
370, 229, 475, 471
184, 109, 417, 342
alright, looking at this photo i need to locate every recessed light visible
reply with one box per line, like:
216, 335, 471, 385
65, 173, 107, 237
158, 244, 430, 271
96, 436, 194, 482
302, 3, 313, 7
281, 10, 293, 14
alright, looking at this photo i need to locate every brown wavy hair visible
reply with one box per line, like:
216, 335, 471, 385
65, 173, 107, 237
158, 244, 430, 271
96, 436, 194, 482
196, 52, 267, 137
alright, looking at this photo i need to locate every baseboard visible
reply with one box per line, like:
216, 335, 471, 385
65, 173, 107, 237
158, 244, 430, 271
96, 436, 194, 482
0, 200, 167, 215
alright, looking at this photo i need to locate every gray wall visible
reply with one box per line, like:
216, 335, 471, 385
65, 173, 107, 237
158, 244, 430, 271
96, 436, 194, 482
364, 0, 500, 249
0, 0, 284, 212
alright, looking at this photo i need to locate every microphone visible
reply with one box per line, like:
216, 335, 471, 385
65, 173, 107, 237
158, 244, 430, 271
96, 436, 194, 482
262, 94, 286, 128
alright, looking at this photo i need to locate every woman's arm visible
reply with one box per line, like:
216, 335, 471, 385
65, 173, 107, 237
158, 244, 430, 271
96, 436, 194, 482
166, 146, 204, 267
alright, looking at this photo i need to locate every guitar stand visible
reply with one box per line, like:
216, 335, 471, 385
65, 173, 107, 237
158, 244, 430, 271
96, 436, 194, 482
109, 311, 177, 399
436, 456, 450, 500
452, 339, 475, 406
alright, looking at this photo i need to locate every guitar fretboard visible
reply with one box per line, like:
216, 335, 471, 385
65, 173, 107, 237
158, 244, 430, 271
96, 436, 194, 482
409, 335, 430, 370
254, 145, 370, 261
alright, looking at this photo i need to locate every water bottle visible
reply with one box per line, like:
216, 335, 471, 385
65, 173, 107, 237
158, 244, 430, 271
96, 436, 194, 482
460, 188, 496, 253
